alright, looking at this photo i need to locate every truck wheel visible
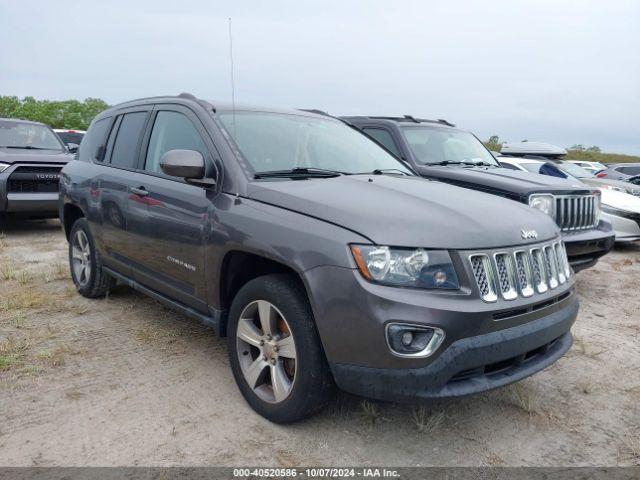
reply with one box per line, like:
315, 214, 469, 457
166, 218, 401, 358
227, 274, 334, 423
68, 218, 115, 298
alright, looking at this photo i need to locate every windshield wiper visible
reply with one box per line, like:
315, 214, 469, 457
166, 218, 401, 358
370, 168, 411, 176
254, 167, 346, 179
436, 160, 475, 167
1, 145, 53, 150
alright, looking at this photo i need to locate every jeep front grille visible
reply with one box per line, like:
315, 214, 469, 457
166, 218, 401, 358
469, 240, 570, 303
555, 195, 598, 231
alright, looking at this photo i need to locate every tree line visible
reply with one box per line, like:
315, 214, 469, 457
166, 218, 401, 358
0, 96, 109, 131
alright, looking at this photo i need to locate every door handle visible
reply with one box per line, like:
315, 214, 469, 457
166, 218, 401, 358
130, 187, 149, 197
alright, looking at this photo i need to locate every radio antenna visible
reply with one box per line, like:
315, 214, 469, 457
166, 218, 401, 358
228, 17, 237, 136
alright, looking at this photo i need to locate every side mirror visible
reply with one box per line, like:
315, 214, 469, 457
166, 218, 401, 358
160, 149, 216, 186
67, 143, 79, 154
160, 149, 205, 179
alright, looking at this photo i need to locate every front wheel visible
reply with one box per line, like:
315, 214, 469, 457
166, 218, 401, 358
68, 218, 115, 298
227, 274, 334, 423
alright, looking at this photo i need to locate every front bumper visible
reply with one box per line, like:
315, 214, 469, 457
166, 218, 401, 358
304, 255, 578, 401
602, 210, 640, 243
562, 221, 615, 272
0, 164, 61, 216
331, 301, 576, 402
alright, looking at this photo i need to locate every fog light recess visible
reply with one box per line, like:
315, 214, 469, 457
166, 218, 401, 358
385, 323, 445, 358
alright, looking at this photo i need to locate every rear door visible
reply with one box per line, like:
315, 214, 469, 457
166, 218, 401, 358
125, 104, 215, 312
95, 107, 152, 275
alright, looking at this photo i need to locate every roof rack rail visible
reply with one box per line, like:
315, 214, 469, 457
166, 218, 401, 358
298, 108, 331, 116
437, 119, 455, 127
178, 92, 197, 100
403, 115, 420, 123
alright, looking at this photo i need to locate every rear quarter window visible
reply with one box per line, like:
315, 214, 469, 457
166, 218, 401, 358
78, 118, 112, 162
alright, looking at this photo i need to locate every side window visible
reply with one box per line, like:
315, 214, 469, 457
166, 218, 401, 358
144, 111, 207, 174
619, 166, 640, 175
78, 118, 111, 163
362, 128, 401, 157
110, 112, 148, 169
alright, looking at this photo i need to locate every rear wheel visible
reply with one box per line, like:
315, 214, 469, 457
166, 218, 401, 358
227, 274, 334, 423
69, 218, 115, 298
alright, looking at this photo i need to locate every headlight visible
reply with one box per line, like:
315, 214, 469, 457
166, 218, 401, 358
350, 245, 460, 289
528, 194, 555, 218
0, 162, 10, 173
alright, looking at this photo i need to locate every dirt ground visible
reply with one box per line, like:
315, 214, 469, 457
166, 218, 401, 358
0, 219, 638, 467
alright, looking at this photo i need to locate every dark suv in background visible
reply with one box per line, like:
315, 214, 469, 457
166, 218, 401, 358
60, 94, 579, 422
344, 116, 615, 271
0, 118, 72, 218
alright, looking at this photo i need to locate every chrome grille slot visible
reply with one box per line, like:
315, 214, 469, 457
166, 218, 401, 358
469, 239, 569, 303
543, 246, 559, 289
514, 251, 534, 297
530, 248, 548, 293
494, 253, 518, 300
554, 195, 597, 232
470, 254, 497, 303
554, 243, 567, 284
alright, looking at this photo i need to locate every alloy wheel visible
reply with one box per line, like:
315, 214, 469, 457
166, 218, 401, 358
71, 230, 92, 287
236, 300, 297, 404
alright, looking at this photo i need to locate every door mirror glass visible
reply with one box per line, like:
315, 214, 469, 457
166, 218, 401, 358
67, 143, 79, 153
160, 149, 205, 179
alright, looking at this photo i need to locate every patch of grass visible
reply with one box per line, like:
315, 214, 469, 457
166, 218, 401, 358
411, 406, 445, 433
10, 311, 27, 329
52, 263, 68, 281
17, 270, 33, 285
359, 400, 387, 426
0, 337, 28, 371
619, 431, 640, 464
508, 383, 539, 414
0, 291, 50, 313
37, 344, 77, 367
1, 263, 16, 280
135, 326, 160, 343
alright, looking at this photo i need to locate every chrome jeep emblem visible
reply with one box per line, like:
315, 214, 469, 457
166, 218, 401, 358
521, 229, 538, 240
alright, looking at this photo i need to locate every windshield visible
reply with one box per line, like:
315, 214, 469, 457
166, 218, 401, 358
217, 111, 412, 175
401, 126, 499, 166
556, 162, 595, 179
0, 120, 64, 150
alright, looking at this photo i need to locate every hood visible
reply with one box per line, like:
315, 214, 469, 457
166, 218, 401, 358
0, 147, 72, 165
417, 165, 590, 197
581, 177, 640, 194
247, 175, 560, 249
600, 188, 640, 213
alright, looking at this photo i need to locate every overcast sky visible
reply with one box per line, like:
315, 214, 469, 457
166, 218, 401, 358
1, 0, 639, 153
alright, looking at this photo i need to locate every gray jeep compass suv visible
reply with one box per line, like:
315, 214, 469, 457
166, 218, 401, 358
60, 94, 579, 423
1, 118, 72, 218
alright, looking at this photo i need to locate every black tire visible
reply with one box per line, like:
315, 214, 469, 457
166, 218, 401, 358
68, 218, 115, 298
227, 274, 334, 423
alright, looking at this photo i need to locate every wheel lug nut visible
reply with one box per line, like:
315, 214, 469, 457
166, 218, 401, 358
259, 340, 265, 346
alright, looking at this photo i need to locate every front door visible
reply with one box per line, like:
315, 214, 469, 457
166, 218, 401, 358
126, 105, 217, 313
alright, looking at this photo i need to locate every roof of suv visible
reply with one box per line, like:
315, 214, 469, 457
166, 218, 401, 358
103, 93, 330, 120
